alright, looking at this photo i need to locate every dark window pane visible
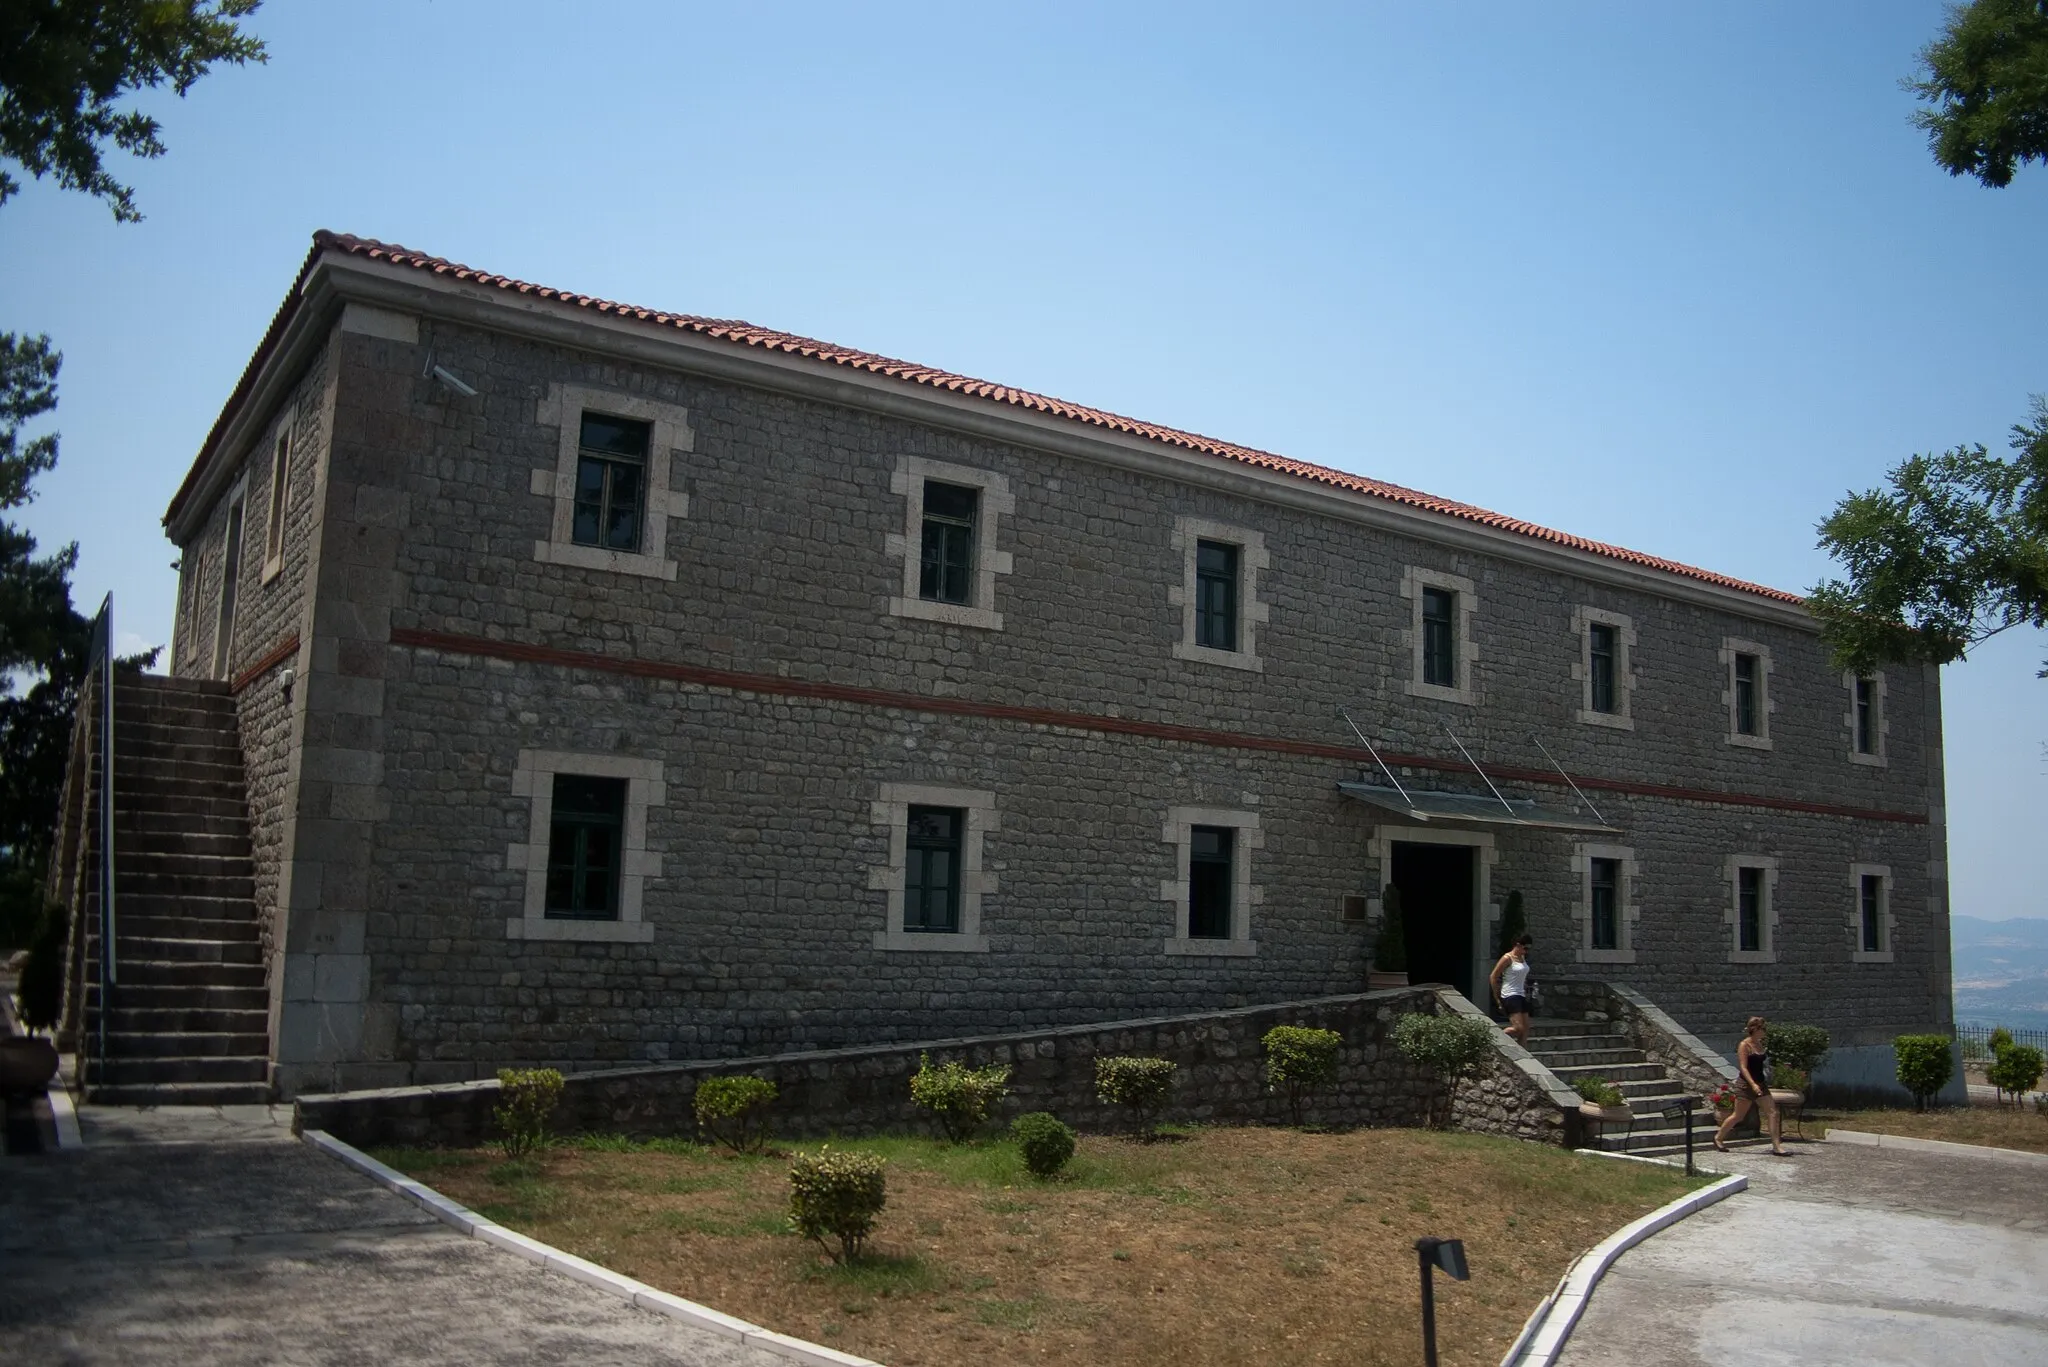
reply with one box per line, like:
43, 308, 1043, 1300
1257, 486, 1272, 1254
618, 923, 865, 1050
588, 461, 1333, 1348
1855, 679, 1875, 753
923, 481, 978, 522
1590, 857, 1619, 950
1589, 623, 1617, 714
1861, 875, 1883, 951
546, 774, 626, 920
919, 483, 977, 605
905, 805, 964, 933
580, 413, 651, 459
1188, 825, 1233, 939
1738, 866, 1763, 951
1734, 654, 1760, 735
1195, 540, 1239, 651
1422, 587, 1456, 687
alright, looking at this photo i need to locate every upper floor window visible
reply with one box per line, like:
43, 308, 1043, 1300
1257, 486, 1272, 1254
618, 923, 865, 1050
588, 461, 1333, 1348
1721, 639, 1773, 749
904, 805, 964, 933
572, 413, 651, 553
1725, 854, 1778, 963
919, 481, 979, 606
1574, 842, 1636, 964
1422, 587, 1457, 687
546, 774, 628, 920
1846, 672, 1887, 766
1588, 624, 1618, 714
1188, 825, 1235, 939
1853, 678, 1875, 753
1194, 541, 1240, 651
1574, 608, 1634, 729
261, 424, 293, 581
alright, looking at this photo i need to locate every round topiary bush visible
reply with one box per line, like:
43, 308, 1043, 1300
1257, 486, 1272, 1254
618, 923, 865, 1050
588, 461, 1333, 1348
1262, 1024, 1343, 1126
1095, 1055, 1177, 1136
788, 1146, 887, 1263
693, 1074, 778, 1152
1893, 1034, 1955, 1111
1393, 1012, 1495, 1128
1011, 1111, 1077, 1178
909, 1053, 1013, 1143
1987, 1042, 2045, 1103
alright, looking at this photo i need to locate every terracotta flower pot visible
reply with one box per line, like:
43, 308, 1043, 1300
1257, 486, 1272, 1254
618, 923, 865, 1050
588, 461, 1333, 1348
1579, 1101, 1634, 1126
0, 1036, 59, 1093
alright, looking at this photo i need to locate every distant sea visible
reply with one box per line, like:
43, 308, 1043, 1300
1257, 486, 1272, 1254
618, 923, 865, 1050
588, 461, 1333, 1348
1951, 914, 2048, 1028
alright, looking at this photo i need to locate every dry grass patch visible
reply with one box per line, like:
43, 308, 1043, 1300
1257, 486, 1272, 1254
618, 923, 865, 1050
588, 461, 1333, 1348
379, 1127, 1701, 1366
1807, 1103, 2048, 1155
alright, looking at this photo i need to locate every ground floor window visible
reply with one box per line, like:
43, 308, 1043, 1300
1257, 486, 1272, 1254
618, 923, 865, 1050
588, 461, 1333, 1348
904, 805, 964, 933
1162, 806, 1261, 956
869, 784, 995, 952
507, 749, 664, 943
1188, 825, 1234, 938
1725, 855, 1778, 963
1849, 863, 1894, 963
546, 774, 627, 919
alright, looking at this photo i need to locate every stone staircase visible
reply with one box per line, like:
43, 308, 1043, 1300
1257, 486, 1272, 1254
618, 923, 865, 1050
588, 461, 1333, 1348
78, 675, 270, 1105
1524, 1016, 1731, 1156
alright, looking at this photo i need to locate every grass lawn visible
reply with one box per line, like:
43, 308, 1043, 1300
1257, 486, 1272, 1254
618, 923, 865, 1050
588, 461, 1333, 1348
1806, 1103, 2048, 1156
379, 1126, 1704, 1366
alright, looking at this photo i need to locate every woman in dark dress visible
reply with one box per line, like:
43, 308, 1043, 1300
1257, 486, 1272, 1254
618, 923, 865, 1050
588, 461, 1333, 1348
1714, 1015, 1787, 1155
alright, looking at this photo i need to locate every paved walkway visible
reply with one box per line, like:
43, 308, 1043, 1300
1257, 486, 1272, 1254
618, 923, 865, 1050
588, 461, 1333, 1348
1557, 1137, 2048, 1366
0, 1105, 788, 1366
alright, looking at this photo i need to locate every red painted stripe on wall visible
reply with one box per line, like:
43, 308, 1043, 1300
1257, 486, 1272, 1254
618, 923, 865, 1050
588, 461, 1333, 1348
231, 635, 300, 694
387, 626, 1928, 827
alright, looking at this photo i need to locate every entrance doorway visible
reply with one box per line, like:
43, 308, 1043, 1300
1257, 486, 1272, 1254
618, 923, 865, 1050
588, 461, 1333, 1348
1390, 841, 1476, 999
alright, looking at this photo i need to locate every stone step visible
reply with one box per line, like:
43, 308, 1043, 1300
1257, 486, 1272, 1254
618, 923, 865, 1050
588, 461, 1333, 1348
118, 871, 254, 900
1585, 1119, 1721, 1152
114, 756, 247, 786
109, 958, 266, 989
87, 893, 258, 924
1524, 1031, 1630, 1052
110, 721, 241, 751
115, 936, 264, 965
83, 1081, 271, 1107
111, 811, 252, 841
117, 914, 261, 944
106, 791, 248, 819
118, 674, 234, 698
109, 775, 247, 804
107, 1030, 269, 1058
86, 981, 268, 1011
1548, 1060, 1669, 1085
116, 850, 255, 878
1525, 1045, 1648, 1070
100, 1005, 270, 1035
85, 1054, 270, 1086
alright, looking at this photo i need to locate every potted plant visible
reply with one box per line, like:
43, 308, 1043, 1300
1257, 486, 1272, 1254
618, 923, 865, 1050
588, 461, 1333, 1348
1574, 1077, 1634, 1127
1770, 1066, 1809, 1137
1368, 886, 1408, 989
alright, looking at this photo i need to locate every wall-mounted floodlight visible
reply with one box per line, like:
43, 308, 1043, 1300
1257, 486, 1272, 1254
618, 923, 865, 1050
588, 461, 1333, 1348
1415, 1236, 1470, 1367
421, 351, 478, 397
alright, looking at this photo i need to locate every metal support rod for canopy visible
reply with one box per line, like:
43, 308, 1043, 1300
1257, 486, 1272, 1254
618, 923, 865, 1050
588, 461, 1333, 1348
1529, 733, 1610, 828
1339, 708, 1415, 810
1443, 726, 1518, 818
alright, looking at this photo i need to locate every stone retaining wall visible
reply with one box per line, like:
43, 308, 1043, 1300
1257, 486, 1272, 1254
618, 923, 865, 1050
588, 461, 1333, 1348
294, 986, 1582, 1151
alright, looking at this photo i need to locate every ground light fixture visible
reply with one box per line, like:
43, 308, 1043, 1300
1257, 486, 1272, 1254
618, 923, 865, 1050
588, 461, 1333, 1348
1414, 1235, 1469, 1367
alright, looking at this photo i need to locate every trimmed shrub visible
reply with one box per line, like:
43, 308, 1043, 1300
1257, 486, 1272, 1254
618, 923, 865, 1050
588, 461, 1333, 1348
694, 1074, 777, 1153
787, 1146, 887, 1263
494, 1067, 565, 1160
1494, 889, 1527, 959
1764, 1024, 1831, 1078
1393, 1012, 1494, 1128
1987, 1043, 2045, 1103
1988, 1026, 2015, 1054
1011, 1111, 1076, 1178
15, 901, 67, 1034
1773, 1066, 1810, 1097
1893, 1034, 1955, 1111
1263, 1024, 1343, 1126
908, 1053, 1013, 1143
1095, 1055, 1177, 1135
1573, 1077, 1626, 1108
1373, 887, 1408, 973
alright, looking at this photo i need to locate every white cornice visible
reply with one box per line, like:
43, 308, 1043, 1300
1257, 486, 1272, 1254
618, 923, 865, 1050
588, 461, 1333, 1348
172, 247, 1816, 632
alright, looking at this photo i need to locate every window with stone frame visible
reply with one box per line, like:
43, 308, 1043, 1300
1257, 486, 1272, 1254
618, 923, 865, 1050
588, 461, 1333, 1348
903, 805, 965, 933
260, 422, 293, 581
1720, 638, 1773, 749
1588, 625, 1618, 713
545, 774, 627, 920
1590, 857, 1621, 950
1738, 867, 1763, 950
1734, 655, 1761, 735
1725, 854, 1778, 963
1859, 873, 1882, 952
918, 482, 979, 606
1422, 587, 1456, 687
1573, 841, 1636, 964
572, 412, 652, 553
1161, 805, 1262, 955
1187, 825, 1234, 938
1194, 541, 1240, 651
1573, 607, 1635, 728
1402, 566, 1476, 704
1850, 863, 1894, 963
1846, 671, 1887, 766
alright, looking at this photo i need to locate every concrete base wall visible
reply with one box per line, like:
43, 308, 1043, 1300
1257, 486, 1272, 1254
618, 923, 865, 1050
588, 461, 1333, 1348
292, 986, 1583, 1151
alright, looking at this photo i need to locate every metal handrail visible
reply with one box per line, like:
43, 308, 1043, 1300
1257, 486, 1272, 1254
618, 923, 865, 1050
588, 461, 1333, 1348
85, 594, 115, 1070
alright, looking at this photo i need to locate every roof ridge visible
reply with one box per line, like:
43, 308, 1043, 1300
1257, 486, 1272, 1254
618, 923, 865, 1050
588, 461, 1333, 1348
185, 230, 1801, 606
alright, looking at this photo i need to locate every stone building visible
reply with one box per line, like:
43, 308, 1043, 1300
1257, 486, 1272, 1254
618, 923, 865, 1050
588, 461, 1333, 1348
151, 231, 1950, 1100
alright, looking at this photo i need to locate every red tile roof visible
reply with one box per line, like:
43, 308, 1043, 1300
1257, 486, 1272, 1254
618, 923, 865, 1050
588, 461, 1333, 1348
173, 231, 1801, 606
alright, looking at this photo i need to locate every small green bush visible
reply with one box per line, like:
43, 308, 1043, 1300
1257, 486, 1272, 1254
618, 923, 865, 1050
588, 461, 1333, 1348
1095, 1055, 1177, 1135
787, 1146, 887, 1263
1393, 1012, 1495, 1128
693, 1074, 777, 1152
908, 1053, 1013, 1143
1573, 1077, 1626, 1108
494, 1067, 565, 1160
1011, 1111, 1077, 1178
1263, 1024, 1343, 1126
1893, 1034, 1955, 1111
1764, 1023, 1831, 1077
1772, 1066, 1811, 1096
1988, 1043, 2045, 1102
1988, 1026, 2015, 1054
1373, 887, 1408, 973
15, 901, 68, 1034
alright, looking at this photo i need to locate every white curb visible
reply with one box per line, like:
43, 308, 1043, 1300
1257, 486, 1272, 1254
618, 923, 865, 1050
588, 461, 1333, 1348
1499, 1170, 1746, 1367
1825, 1127, 2048, 1167
47, 1067, 82, 1150
302, 1129, 884, 1367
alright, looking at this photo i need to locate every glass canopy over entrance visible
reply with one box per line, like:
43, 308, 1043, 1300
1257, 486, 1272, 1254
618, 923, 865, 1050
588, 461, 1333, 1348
1336, 781, 1620, 835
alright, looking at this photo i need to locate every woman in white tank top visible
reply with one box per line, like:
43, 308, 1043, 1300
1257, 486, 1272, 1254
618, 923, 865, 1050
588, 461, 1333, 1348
1490, 935, 1534, 1043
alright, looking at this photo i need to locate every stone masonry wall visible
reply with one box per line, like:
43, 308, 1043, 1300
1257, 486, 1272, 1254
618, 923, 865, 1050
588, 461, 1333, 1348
293, 987, 1578, 1150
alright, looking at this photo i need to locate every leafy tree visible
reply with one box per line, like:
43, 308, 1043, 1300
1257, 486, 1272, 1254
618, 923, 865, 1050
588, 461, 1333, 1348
1809, 399, 2048, 677
0, 0, 267, 222
1910, 0, 2048, 189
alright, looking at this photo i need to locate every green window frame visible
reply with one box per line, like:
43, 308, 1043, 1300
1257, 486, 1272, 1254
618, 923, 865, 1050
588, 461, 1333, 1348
919, 482, 978, 605
1737, 865, 1764, 952
1422, 587, 1456, 687
1188, 825, 1233, 939
1195, 541, 1239, 651
1734, 654, 1761, 736
572, 412, 651, 552
546, 774, 627, 920
1589, 623, 1618, 714
904, 805, 963, 933
1590, 857, 1620, 950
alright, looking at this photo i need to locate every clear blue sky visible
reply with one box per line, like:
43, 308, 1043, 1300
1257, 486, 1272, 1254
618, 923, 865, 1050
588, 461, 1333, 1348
2, 2, 2042, 920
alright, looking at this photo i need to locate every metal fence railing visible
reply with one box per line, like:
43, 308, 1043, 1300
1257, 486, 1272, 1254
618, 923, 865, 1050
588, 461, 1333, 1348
1958, 1023, 2048, 1061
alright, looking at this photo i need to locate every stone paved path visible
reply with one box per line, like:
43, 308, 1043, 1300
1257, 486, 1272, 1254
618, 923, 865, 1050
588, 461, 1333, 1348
1556, 1136, 2048, 1367
0, 1105, 790, 1366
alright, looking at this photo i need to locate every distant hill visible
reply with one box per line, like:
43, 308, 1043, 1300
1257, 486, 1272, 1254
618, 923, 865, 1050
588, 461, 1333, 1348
1952, 915, 2048, 1027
